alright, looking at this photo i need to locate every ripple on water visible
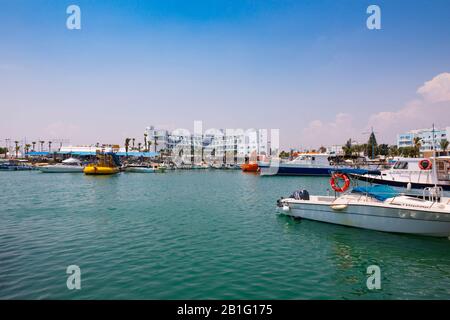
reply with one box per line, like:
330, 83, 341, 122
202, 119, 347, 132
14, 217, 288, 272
1, 171, 450, 299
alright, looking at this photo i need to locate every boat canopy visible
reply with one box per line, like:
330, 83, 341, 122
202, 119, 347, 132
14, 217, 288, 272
352, 185, 399, 201
62, 157, 81, 164
329, 168, 381, 175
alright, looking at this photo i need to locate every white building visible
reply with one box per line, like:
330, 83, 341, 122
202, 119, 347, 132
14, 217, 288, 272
145, 125, 271, 164
397, 127, 450, 152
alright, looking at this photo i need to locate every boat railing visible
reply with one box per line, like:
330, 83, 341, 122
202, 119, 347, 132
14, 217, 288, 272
423, 186, 443, 202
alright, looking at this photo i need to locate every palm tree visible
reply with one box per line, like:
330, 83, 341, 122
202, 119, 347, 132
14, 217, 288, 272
440, 139, 449, 155
48, 141, 52, 152
39, 140, 45, 152
125, 138, 131, 155
32, 141, 36, 152
132, 138, 136, 151
413, 137, 422, 157
24, 144, 31, 158
14, 141, 19, 158
144, 133, 148, 152
137, 142, 142, 152
388, 145, 399, 157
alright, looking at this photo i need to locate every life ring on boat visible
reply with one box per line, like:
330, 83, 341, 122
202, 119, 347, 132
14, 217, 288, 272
330, 173, 350, 193
418, 159, 432, 170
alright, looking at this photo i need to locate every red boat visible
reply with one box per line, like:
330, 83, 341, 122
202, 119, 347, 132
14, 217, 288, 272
241, 163, 259, 172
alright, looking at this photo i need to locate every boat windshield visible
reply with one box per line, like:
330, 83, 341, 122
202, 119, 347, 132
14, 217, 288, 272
351, 185, 399, 201
393, 161, 408, 169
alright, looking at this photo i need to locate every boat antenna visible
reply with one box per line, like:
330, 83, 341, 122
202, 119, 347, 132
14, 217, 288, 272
431, 123, 438, 188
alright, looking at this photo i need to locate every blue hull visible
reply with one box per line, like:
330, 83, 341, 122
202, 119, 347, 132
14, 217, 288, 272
259, 165, 339, 176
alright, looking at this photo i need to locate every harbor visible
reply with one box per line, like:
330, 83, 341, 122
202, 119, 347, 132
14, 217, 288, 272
2, 0, 450, 305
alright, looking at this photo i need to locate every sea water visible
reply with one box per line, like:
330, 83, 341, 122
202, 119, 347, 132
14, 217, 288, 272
1, 170, 450, 299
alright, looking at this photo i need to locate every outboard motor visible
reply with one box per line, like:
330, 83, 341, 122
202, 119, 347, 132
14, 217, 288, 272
290, 189, 310, 200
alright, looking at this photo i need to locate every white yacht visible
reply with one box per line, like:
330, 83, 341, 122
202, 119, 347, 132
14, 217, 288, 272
39, 158, 84, 173
277, 169, 450, 237
350, 157, 450, 191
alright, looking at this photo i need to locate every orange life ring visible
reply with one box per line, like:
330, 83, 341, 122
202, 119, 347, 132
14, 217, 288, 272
418, 159, 432, 170
330, 173, 350, 192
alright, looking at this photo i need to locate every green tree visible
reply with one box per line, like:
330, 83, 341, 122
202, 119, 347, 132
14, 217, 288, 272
279, 150, 290, 158
377, 144, 389, 156
144, 133, 148, 152
413, 137, 422, 157
388, 145, 399, 157
14, 141, 19, 158
39, 140, 45, 152
24, 144, 31, 158
124, 138, 131, 155
342, 139, 353, 157
440, 139, 449, 155
367, 132, 378, 159
0, 147, 8, 157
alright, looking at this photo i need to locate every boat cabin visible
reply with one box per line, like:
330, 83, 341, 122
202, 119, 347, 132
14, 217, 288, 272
289, 153, 330, 166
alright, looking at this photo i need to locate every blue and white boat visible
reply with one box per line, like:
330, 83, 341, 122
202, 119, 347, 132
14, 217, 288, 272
277, 169, 450, 237
0, 160, 34, 171
349, 157, 450, 192
258, 153, 353, 176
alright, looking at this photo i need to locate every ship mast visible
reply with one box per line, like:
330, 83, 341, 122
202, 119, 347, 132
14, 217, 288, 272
432, 124, 438, 188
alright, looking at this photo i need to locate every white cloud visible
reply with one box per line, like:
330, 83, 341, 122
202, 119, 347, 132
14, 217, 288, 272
366, 99, 441, 143
417, 72, 450, 103
301, 113, 358, 147
45, 122, 80, 139
302, 72, 450, 147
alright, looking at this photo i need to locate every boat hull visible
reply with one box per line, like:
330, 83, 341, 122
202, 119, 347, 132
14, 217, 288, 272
259, 164, 335, 176
280, 201, 450, 237
350, 174, 450, 191
83, 166, 119, 175
125, 167, 159, 173
241, 163, 259, 172
39, 165, 84, 173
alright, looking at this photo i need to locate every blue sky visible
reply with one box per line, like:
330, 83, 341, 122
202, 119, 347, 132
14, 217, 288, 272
1, 0, 450, 148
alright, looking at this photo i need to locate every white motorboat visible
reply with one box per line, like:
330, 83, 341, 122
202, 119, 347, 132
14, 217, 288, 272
277, 169, 450, 237
39, 158, 84, 173
124, 163, 165, 173
350, 157, 450, 192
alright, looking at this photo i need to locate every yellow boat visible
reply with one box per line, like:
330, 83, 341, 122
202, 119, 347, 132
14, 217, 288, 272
83, 152, 120, 175
83, 165, 119, 175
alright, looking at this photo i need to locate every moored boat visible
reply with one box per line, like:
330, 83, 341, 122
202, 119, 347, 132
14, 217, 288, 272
258, 153, 353, 176
0, 160, 34, 171
39, 158, 84, 173
241, 162, 259, 172
83, 152, 120, 175
124, 163, 165, 173
277, 169, 450, 237
349, 157, 450, 191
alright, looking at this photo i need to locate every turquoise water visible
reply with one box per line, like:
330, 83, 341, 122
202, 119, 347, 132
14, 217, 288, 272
1, 170, 450, 299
